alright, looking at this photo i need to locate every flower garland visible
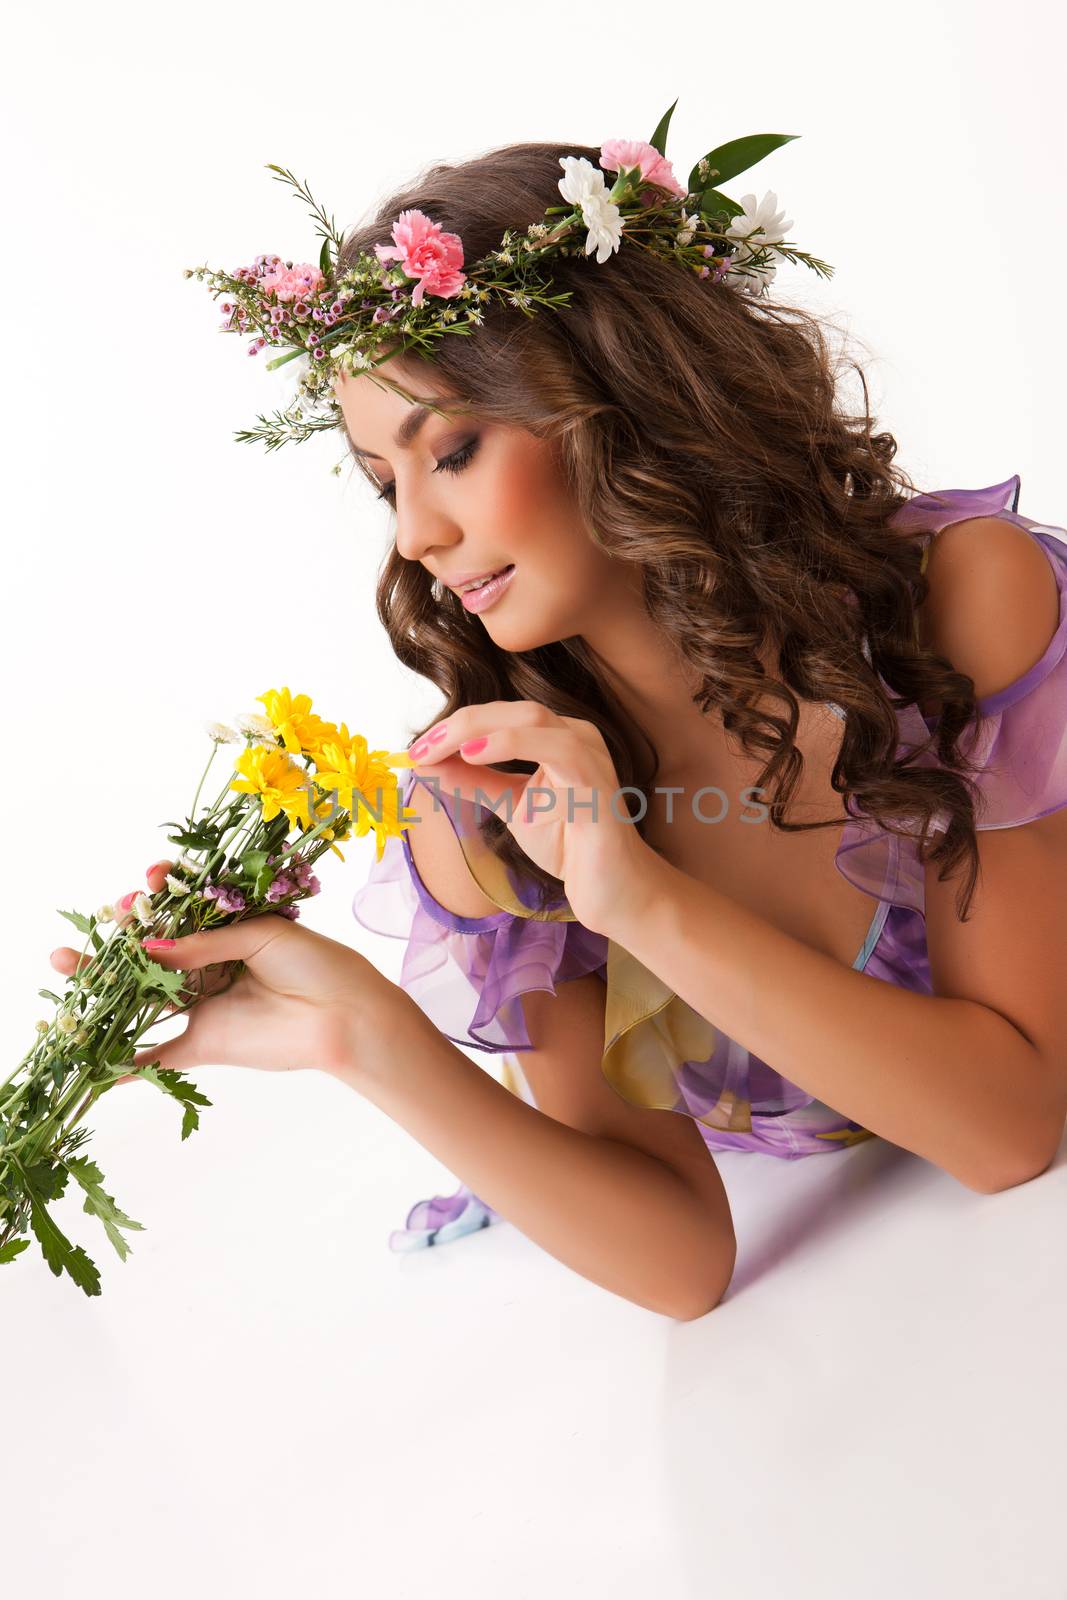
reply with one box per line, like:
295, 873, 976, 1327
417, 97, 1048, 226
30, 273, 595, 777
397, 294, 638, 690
184, 100, 833, 465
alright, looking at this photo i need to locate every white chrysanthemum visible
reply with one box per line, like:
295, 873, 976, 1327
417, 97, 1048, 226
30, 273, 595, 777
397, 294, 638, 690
557, 156, 624, 264
205, 721, 240, 745
132, 893, 156, 926
725, 191, 794, 248
95, 903, 116, 924
166, 873, 193, 896
234, 712, 277, 740
56, 1012, 79, 1035
725, 251, 779, 296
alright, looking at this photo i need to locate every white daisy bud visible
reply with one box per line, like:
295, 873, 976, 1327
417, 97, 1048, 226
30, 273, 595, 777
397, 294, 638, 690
165, 873, 192, 896
35, 1019, 49, 1033
95, 903, 116, 923
205, 721, 240, 744
132, 893, 156, 926
73, 1028, 89, 1046
56, 1013, 79, 1035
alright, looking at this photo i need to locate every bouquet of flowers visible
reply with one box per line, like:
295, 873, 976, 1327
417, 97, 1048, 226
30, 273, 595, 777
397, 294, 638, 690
0, 687, 414, 1295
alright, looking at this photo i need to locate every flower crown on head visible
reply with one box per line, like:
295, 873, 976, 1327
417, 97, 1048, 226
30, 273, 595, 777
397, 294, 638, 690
184, 99, 833, 471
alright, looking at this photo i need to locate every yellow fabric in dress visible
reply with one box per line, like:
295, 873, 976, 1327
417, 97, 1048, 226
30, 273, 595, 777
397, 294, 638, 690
439, 796, 754, 1129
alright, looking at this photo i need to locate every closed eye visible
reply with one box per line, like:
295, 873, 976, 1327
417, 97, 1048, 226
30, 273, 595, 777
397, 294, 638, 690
375, 436, 481, 506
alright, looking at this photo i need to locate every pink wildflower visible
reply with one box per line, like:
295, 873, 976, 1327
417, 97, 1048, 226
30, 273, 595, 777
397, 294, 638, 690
260, 262, 326, 303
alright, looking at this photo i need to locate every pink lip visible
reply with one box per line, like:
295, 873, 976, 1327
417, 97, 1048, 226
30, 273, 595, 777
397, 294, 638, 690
444, 564, 514, 592
459, 564, 516, 613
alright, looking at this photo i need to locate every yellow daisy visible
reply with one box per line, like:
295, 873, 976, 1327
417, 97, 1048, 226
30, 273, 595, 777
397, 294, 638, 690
255, 687, 334, 757
229, 746, 313, 828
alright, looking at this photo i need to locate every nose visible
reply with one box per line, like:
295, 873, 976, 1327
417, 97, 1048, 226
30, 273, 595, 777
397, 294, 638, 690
393, 496, 461, 568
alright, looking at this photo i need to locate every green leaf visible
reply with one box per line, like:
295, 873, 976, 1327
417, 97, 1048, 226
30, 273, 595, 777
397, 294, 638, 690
239, 848, 270, 881
686, 133, 799, 197
24, 1157, 70, 1204
0, 1238, 30, 1264
64, 1155, 145, 1262
24, 1186, 102, 1295
137, 961, 187, 1004
37, 988, 64, 1004
648, 97, 679, 159
699, 187, 745, 221
165, 824, 222, 851
57, 908, 93, 936
319, 236, 332, 277
135, 1065, 213, 1140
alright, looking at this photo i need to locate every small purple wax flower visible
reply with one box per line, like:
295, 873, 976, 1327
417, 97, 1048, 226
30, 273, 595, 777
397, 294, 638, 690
265, 872, 296, 902
203, 883, 247, 913
273, 904, 300, 920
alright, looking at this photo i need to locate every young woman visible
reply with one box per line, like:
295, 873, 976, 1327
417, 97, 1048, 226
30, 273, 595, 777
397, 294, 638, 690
49, 140, 1067, 1320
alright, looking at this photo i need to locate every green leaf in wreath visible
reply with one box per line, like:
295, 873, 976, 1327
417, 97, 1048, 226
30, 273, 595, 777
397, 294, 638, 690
699, 187, 745, 221
648, 97, 679, 160
57, 908, 94, 936
0, 1238, 31, 1264
64, 1155, 145, 1261
687, 133, 798, 198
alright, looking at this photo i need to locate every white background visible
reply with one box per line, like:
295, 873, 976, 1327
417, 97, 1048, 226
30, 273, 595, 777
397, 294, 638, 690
2, 2, 1065, 1595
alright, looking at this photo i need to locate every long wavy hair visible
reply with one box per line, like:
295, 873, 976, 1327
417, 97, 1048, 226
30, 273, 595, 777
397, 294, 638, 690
336, 141, 990, 922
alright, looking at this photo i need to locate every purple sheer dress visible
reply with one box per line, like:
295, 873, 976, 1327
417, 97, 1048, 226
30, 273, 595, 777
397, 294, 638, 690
352, 475, 1067, 1250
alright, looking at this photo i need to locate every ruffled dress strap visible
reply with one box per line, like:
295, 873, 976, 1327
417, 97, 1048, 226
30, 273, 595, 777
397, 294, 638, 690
834, 474, 1067, 936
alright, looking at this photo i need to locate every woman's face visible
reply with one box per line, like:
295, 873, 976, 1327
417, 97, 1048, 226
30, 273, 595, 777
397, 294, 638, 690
334, 360, 638, 653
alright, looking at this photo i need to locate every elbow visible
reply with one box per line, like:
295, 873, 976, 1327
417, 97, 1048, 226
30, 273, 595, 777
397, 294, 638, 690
966, 1136, 1062, 1196
668, 1249, 737, 1322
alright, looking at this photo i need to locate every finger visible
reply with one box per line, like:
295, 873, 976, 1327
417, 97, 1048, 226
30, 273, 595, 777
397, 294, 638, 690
408, 753, 528, 817
50, 946, 91, 977
138, 915, 284, 972
408, 701, 553, 764
130, 1024, 196, 1075
146, 859, 177, 894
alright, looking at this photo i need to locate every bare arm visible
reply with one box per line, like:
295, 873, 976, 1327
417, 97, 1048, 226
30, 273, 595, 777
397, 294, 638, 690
335, 982, 735, 1320
336, 783, 736, 1321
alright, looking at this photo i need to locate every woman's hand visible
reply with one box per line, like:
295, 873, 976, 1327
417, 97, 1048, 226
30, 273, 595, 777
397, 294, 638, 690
49, 859, 396, 1082
406, 701, 660, 933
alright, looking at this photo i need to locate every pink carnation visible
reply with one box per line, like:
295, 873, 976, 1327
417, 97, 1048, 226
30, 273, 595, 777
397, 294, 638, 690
260, 262, 326, 303
599, 138, 687, 200
373, 209, 466, 307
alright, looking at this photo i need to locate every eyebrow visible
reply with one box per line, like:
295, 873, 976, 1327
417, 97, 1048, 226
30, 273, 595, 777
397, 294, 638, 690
348, 405, 437, 460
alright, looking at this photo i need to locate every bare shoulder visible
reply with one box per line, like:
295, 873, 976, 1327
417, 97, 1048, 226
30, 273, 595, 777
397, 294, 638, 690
519, 976, 734, 1234
402, 770, 501, 920
917, 514, 1061, 700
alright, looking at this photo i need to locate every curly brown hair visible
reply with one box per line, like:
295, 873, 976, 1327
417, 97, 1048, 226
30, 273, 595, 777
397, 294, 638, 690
336, 141, 990, 923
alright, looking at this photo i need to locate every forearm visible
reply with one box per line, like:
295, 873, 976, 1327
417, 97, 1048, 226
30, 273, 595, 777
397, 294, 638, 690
333, 990, 734, 1320
597, 852, 1058, 1194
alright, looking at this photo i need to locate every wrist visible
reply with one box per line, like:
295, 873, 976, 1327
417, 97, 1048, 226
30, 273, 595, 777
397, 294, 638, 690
584, 838, 668, 941
329, 972, 428, 1091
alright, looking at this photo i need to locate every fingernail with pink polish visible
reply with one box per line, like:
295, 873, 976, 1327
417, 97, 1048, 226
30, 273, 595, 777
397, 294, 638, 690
142, 938, 176, 950
118, 891, 139, 911
460, 737, 489, 756
427, 725, 449, 742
